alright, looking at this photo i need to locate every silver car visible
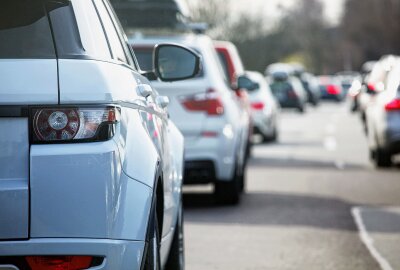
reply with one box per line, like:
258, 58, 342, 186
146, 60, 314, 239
238, 71, 280, 142
0, 0, 200, 269
132, 34, 249, 204
366, 58, 400, 167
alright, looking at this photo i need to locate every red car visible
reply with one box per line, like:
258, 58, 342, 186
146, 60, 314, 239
214, 41, 253, 154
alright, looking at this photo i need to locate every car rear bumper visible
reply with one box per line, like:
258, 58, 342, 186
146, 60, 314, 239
278, 99, 302, 108
321, 93, 342, 101
252, 112, 274, 136
384, 134, 400, 154
383, 115, 400, 154
184, 135, 236, 182
0, 238, 145, 270
184, 160, 216, 184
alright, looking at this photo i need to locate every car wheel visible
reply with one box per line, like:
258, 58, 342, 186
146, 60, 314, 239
165, 200, 185, 270
215, 164, 241, 205
374, 148, 392, 168
262, 127, 278, 143
298, 106, 305, 113
144, 208, 161, 270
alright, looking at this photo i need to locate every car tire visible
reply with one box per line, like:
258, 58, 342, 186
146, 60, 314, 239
215, 164, 241, 205
374, 148, 392, 168
262, 127, 278, 143
165, 200, 185, 270
298, 106, 305, 113
144, 207, 161, 270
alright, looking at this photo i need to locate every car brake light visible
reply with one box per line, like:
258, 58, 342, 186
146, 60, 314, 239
367, 82, 384, 92
287, 90, 297, 98
180, 88, 224, 115
385, 99, 400, 111
31, 106, 120, 143
26, 256, 92, 270
251, 102, 265, 110
327, 85, 341, 95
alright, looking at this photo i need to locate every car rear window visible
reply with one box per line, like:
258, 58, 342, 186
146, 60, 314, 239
0, 0, 55, 59
270, 82, 292, 93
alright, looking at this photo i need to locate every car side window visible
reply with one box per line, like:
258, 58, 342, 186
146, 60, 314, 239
69, 0, 112, 60
94, 0, 128, 64
102, 0, 137, 69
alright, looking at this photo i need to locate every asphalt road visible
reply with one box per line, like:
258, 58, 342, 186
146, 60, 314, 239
183, 101, 400, 270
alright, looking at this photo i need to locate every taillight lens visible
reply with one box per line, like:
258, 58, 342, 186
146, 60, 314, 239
180, 89, 224, 115
26, 256, 92, 270
31, 106, 120, 143
251, 102, 265, 110
385, 99, 400, 111
327, 85, 341, 95
287, 89, 297, 98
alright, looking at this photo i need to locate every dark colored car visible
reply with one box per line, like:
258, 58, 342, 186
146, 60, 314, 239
317, 76, 345, 102
269, 72, 307, 113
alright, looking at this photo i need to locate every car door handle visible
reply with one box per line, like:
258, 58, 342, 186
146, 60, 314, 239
137, 84, 153, 98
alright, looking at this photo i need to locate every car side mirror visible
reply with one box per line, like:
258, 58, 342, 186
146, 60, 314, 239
237, 75, 259, 91
153, 44, 201, 82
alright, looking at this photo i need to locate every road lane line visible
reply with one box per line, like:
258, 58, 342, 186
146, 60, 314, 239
323, 136, 337, 151
351, 207, 394, 270
325, 124, 336, 135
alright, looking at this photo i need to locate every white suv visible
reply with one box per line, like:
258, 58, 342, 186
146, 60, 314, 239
133, 34, 249, 204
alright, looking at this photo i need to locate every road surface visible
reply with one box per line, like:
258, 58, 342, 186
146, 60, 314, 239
183, 102, 400, 270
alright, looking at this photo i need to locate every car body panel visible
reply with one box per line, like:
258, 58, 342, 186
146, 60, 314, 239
0, 119, 29, 240
30, 140, 153, 241
0, 60, 58, 105
58, 59, 142, 104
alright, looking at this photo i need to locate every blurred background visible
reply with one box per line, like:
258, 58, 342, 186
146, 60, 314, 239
188, 0, 400, 74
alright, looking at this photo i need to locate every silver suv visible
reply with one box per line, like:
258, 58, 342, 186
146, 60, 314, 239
0, 0, 200, 269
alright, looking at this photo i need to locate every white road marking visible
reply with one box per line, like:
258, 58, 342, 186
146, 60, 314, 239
323, 136, 337, 151
325, 124, 336, 135
351, 207, 394, 270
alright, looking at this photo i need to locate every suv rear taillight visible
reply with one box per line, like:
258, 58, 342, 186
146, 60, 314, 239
31, 106, 120, 143
251, 102, 265, 110
385, 99, 400, 111
327, 85, 341, 95
26, 256, 92, 270
180, 89, 224, 116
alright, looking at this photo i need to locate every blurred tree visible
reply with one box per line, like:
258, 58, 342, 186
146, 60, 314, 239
187, 0, 400, 74
187, 0, 232, 38
341, 0, 400, 69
